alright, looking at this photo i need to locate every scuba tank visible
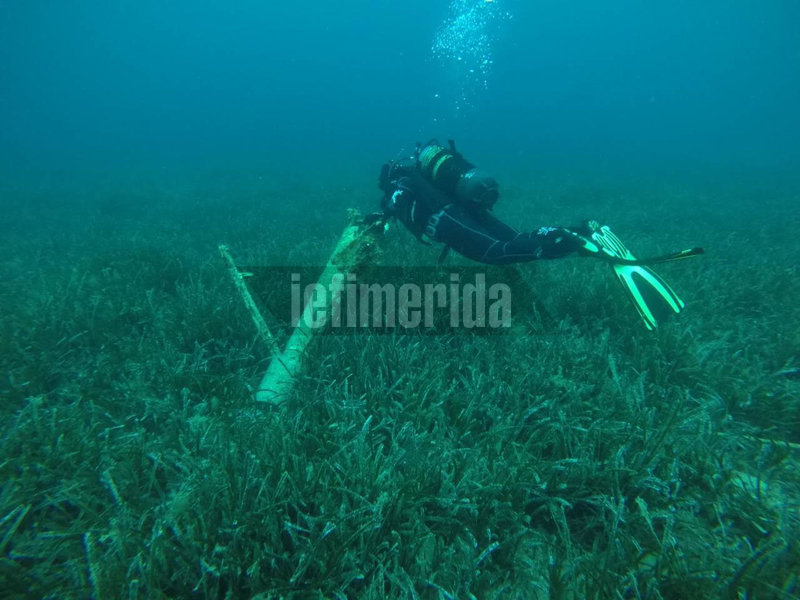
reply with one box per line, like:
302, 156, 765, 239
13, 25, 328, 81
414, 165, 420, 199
416, 139, 499, 210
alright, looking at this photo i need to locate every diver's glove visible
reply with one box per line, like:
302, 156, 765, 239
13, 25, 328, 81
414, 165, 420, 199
361, 212, 390, 236
362, 212, 387, 226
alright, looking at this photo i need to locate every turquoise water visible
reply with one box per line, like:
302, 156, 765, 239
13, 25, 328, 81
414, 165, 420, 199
1, 2, 799, 598
3, 1, 799, 176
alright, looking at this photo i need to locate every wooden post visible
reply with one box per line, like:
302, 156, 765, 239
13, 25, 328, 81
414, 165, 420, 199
219, 244, 280, 356
222, 210, 382, 405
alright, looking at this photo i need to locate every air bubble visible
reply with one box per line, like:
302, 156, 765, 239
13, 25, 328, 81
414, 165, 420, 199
431, 0, 511, 117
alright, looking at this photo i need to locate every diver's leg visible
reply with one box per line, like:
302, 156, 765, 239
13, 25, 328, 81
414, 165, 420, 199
431, 205, 581, 264
428, 205, 503, 263
476, 210, 520, 241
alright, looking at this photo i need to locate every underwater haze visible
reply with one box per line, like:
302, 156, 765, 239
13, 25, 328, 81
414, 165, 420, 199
3, 0, 800, 177
2, 1, 800, 598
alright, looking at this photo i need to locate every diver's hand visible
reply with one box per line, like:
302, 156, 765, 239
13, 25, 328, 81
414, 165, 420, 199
362, 212, 387, 226
361, 212, 390, 236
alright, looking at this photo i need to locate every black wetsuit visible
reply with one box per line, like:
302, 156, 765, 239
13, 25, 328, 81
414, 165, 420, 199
379, 164, 583, 265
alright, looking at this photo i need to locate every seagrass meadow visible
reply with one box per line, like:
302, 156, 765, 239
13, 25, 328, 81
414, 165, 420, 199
1, 166, 799, 599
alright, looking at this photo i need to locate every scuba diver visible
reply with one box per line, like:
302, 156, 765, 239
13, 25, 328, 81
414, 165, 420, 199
365, 139, 703, 329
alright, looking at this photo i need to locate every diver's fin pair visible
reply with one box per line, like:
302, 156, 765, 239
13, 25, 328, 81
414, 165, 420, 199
586, 225, 686, 330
